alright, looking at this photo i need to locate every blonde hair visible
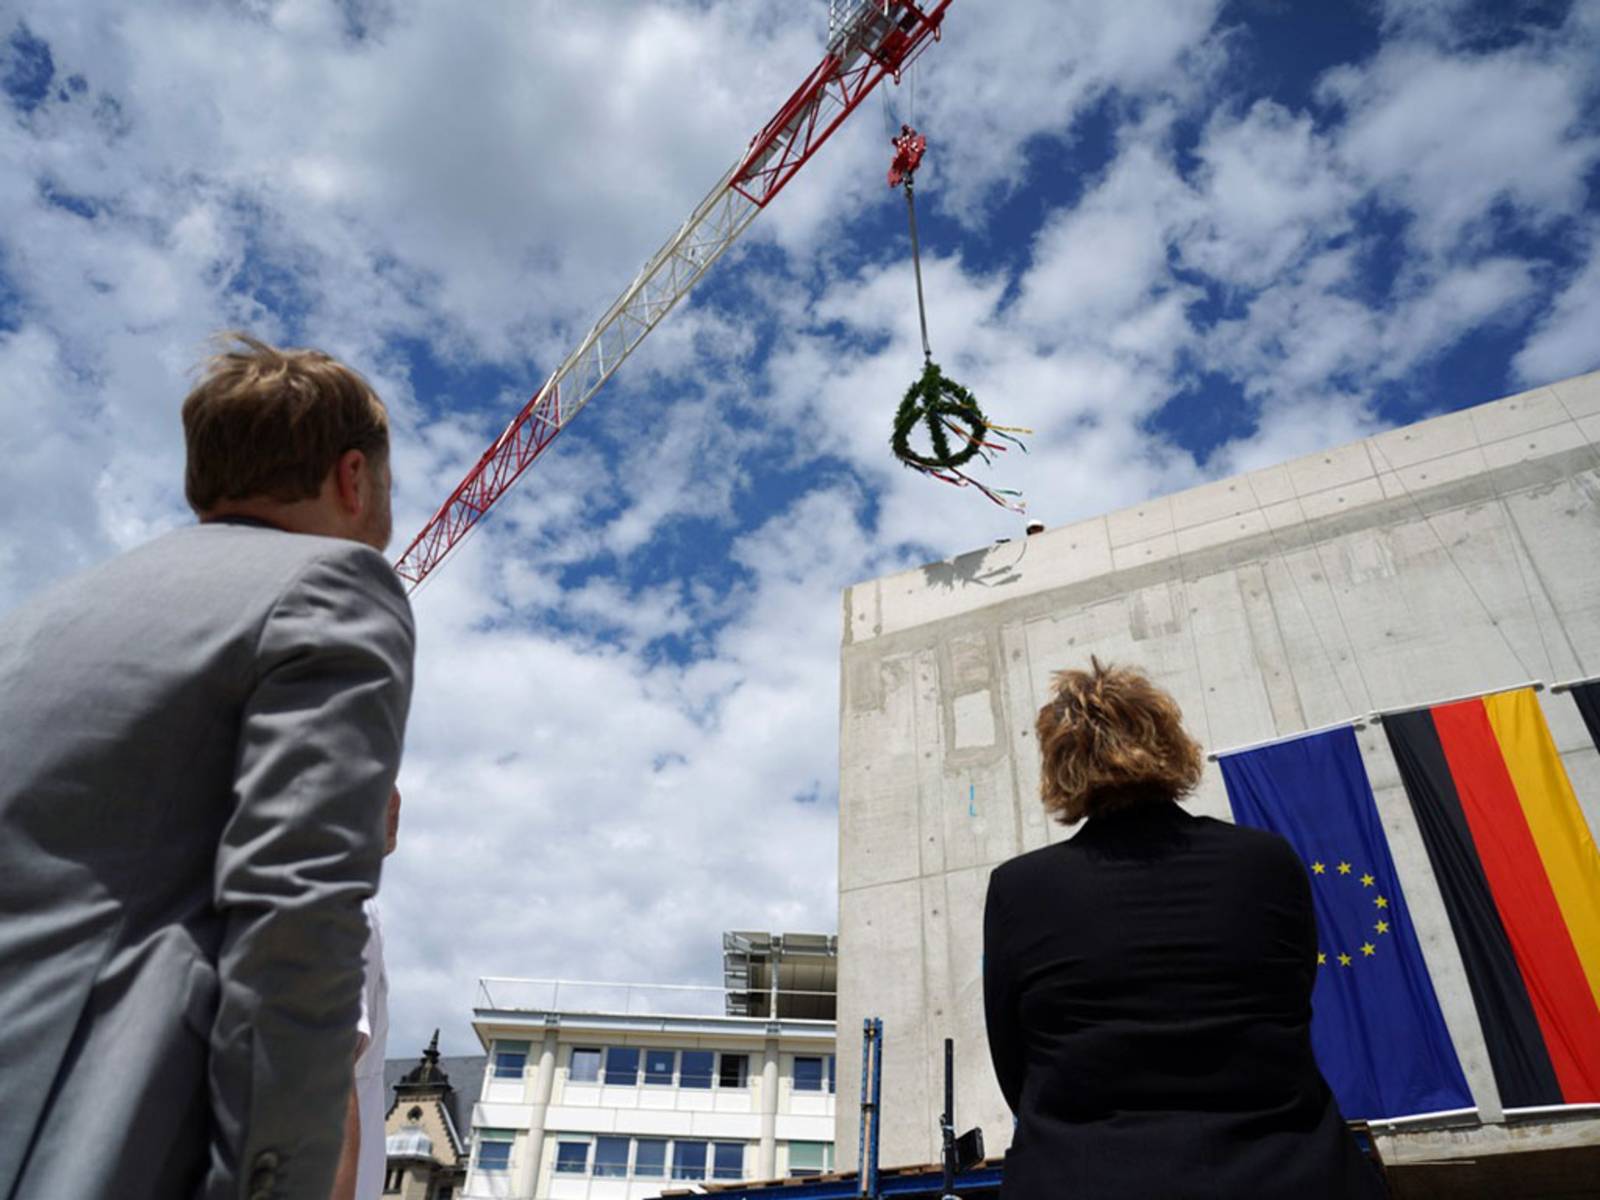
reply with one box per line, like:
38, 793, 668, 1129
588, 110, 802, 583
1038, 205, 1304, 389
181, 331, 388, 513
1035, 657, 1203, 824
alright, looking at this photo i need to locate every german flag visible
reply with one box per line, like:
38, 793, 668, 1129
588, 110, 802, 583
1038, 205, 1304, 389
1383, 687, 1600, 1108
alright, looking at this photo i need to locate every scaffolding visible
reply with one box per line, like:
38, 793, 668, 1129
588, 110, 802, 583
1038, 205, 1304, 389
722, 930, 838, 1020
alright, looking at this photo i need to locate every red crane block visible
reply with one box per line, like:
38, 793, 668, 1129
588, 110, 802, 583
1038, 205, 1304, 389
888, 124, 926, 188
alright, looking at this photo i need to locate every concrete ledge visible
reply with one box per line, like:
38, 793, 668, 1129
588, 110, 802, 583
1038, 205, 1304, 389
845, 441, 1600, 661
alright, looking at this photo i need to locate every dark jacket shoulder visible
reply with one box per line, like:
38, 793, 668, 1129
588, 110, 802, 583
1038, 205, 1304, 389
988, 806, 1305, 896
1191, 812, 1307, 875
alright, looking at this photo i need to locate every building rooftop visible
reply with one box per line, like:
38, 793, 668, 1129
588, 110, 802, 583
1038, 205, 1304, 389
472, 976, 837, 1044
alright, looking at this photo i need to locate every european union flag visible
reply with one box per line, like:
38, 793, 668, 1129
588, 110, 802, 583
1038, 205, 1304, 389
1219, 725, 1474, 1119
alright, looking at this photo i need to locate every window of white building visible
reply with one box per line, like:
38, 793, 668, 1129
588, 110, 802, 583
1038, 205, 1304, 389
718, 1053, 748, 1089
593, 1136, 630, 1178
561, 1043, 772, 1093
603, 1046, 639, 1086
788, 1141, 833, 1177
671, 1140, 708, 1180
492, 1040, 528, 1080
634, 1138, 668, 1178
643, 1047, 676, 1085
679, 1049, 715, 1088
793, 1055, 825, 1091
712, 1141, 745, 1180
475, 1129, 514, 1172
537, 1135, 752, 1181
554, 1140, 590, 1174
568, 1046, 601, 1082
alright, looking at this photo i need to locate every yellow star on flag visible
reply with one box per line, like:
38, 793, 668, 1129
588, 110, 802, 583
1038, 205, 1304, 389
1361, 943, 1376, 957
1317, 952, 1327, 965
1337, 862, 1352, 875
1360, 873, 1375, 887
1311, 862, 1326, 875
1375, 895, 1389, 909
1338, 953, 1353, 967
1375, 920, 1389, 935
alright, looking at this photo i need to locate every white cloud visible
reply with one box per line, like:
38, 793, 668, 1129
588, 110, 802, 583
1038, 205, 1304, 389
3, 0, 1598, 1061
1383, 255, 1540, 367
1320, 29, 1600, 255
380, 478, 880, 1038
1211, 391, 1383, 480
0, 324, 110, 603
1374, 0, 1484, 39
1512, 223, 1600, 385
1182, 100, 1356, 289
917, 0, 1228, 219
1015, 139, 1196, 337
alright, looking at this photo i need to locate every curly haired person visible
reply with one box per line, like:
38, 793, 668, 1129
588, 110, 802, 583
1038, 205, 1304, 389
983, 658, 1386, 1199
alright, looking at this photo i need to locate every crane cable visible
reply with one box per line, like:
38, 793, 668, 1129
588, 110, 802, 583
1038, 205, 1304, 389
886, 126, 1030, 511
904, 163, 933, 363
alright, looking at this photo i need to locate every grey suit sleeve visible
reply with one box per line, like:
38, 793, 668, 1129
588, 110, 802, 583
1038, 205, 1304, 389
204, 545, 415, 1200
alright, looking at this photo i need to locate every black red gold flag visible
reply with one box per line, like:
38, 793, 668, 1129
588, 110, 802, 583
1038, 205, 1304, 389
1384, 688, 1600, 1108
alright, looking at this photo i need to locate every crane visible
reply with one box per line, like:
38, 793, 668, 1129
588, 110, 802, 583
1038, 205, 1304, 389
394, 0, 955, 588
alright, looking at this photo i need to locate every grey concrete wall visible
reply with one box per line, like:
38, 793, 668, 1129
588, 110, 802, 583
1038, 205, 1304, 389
834, 371, 1600, 1170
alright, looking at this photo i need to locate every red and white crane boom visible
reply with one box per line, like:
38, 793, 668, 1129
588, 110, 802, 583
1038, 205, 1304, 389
394, 0, 954, 588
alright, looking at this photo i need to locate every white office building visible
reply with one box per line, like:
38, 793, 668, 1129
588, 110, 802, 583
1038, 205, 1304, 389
461, 935, 839, 1199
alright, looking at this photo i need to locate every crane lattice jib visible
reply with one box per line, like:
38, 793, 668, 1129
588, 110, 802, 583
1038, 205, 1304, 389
394, 0, 953, 588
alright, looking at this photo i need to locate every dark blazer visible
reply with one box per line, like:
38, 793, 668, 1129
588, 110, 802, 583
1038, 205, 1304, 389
983, 799, 1386, 1199
0, 521, 415, 1200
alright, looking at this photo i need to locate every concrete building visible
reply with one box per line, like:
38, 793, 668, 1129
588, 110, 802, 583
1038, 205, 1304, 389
834, 370, 1600, 1183
460, 938, 839, 1200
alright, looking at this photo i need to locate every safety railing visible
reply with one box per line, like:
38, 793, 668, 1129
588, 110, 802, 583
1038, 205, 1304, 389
476, 976, 836, 1020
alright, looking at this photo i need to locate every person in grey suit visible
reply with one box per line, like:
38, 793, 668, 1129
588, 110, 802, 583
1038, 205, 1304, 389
0, 333, 416, 1200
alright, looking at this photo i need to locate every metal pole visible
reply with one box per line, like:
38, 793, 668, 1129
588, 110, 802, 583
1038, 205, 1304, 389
858, 1018, 874, 1192
904, 178, 933, 362
869, 1017, 884, 1199
941, 1037, 956, 1199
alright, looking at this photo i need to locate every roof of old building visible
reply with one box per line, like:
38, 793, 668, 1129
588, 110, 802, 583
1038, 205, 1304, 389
383, 1031, 486, 1154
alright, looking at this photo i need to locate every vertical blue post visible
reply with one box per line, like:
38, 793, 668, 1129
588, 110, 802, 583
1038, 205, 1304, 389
868, 1017, 884, 1199
858, 1017, 884, 1199
858, 1018, 872, 1187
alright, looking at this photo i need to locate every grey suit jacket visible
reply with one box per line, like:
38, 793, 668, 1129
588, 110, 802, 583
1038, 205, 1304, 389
0, 520, 415, 1200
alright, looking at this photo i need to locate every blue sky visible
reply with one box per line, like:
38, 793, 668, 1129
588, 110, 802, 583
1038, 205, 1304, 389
2, 0, 1598, 1057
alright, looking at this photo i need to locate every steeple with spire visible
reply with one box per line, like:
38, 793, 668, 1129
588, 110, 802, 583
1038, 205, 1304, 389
398, 1028, 451, 1090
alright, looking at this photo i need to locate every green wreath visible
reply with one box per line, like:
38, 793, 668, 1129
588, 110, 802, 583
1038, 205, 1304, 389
891, 359, 990, 471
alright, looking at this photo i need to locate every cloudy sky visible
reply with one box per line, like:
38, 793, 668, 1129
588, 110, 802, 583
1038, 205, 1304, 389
3, 0, 1597, 1057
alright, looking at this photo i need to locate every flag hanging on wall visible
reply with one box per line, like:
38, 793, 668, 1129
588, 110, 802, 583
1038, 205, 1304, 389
1219, 726, 1474, 1120
1568, 680, 1600, 754
1383, 687, 1600, 1108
